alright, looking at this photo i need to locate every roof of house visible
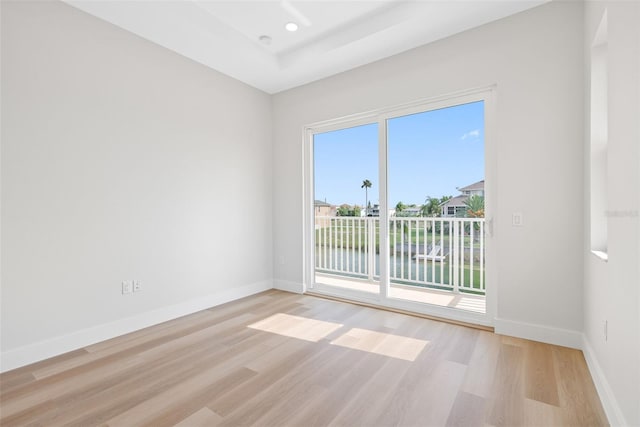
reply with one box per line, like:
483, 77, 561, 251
314, 200, 333, 207
458, 180, 484, 192
440, 195, 468, 208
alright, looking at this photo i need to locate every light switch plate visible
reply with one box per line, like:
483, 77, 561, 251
122, 281, 133, 294
512, 212, 523, 226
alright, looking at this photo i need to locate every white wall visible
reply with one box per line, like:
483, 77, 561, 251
273, 1, 585, 342
583, 2, 640, 426
1, 1, 273, 370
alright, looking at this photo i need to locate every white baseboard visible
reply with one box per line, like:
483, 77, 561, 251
0, 280, 273, 373
273, 279, 304, 294
581, 335, 625, 427
494, 317, 583, 349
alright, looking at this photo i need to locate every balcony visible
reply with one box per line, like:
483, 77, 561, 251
314, 216, 486, 313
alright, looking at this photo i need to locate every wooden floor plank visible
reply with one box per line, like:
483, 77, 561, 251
523, 398, 566, 427
107, 367, 257, 427
0, 349, 88, 397
445, 391, 487, 427
400, 359, 468, 426
445, 326, 480, 365
524, 340, 560, 406
553, 345, 609, 426
460, 330, 501, 398
289, 348, 394, 426
486, 343, 526, 427
220, 344, 365, 427
0, 290, 608, 427
174, 407, 223, 427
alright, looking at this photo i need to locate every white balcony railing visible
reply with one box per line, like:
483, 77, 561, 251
315, 216, 485, 295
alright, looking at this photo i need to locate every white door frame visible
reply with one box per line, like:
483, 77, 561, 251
303, 86, 497, 327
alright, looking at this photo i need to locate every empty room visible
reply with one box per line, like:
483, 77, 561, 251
1, 0, 638, 426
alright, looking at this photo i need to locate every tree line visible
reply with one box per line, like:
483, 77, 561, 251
334, 179, 484, 218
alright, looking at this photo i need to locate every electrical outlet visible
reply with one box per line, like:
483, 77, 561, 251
133, 281, 141, 292
122, 281, 133, 294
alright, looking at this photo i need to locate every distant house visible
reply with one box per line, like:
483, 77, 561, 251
440, 180, 484, 217
314, 200, 336, 228
458, 180, 485, 197
397, 206, 422, 217
314, 200, 336, 217
367, 204, 398, 217
367, 204, 397, 217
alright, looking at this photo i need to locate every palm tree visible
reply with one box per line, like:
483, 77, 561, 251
361, 179, 372, 215
395, 201, 406, 214
464, 195, 485, 218
421, 197, 441, 217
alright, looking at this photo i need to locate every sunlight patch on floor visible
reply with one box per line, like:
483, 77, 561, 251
248, 313, 343, 342
330, 327, 428, 361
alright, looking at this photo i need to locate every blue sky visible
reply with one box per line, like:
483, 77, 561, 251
314, 101, 484, 207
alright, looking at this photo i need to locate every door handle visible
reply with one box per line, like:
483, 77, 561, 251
486, 217, 493, 237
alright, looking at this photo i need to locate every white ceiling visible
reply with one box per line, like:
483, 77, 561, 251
64, 0, 547, 94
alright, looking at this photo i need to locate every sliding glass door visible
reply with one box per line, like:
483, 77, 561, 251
305, 89, 494, 325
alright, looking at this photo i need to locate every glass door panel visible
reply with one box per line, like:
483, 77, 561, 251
386, 101, 487, 313
313, 123, 380, 295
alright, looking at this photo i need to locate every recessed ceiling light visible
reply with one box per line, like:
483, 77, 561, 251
285, 22, 298, 32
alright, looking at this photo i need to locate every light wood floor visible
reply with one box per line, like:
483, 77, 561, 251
0, 290, 607, 426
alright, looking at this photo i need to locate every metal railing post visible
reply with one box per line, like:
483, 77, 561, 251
368, 217, 375, 282
453, 220, 460, 293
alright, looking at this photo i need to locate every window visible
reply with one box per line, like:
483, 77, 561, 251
590, 10, 608, 260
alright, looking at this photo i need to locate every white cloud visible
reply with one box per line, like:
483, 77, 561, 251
460, 129, 480, 140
